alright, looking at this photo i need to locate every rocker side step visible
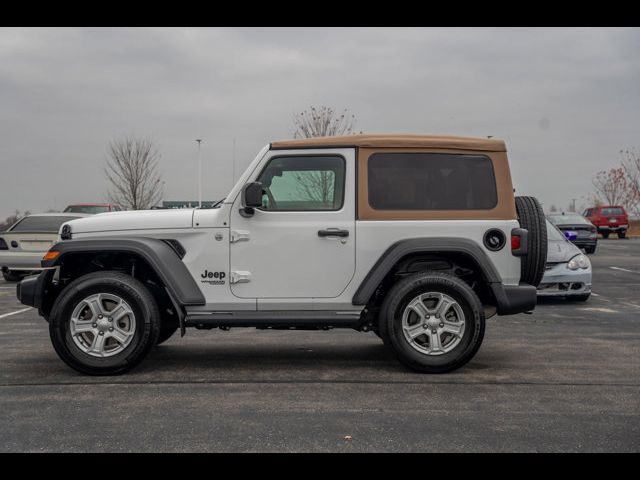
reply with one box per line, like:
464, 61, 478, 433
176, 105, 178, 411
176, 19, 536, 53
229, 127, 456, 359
184, 311, 362, 329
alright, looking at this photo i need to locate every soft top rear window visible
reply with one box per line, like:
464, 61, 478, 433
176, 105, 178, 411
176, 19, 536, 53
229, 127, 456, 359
367, 153, 497, 210
10, 216, 80, 232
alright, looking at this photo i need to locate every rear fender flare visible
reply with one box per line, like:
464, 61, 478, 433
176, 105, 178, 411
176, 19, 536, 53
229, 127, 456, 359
352, 237, 501, 306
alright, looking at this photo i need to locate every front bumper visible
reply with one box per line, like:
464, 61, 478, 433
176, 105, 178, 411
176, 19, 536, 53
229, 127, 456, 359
16, 270, 51, 309
537, 263, 592, 297
0, 251, 46, 271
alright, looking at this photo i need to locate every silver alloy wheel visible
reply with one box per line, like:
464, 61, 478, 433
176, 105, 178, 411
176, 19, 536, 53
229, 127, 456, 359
401, 292, 466, 356
69, 293, 136, 358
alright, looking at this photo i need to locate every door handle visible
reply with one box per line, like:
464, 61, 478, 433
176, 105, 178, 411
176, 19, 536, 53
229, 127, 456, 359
318, 229, 349, 238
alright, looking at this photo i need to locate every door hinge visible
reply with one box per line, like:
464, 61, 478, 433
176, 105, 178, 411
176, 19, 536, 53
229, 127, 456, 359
230, 230, 250, 243
230, 271, 251, 284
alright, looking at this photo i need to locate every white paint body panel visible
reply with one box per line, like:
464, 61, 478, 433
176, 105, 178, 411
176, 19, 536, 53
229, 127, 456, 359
229, 148, 356, 301
351, 220, 522, 290
65, 144, 522, 313
66, 209, 195, 234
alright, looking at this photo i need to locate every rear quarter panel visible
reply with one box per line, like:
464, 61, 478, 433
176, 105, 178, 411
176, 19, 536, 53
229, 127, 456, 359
347, 220, 522, 298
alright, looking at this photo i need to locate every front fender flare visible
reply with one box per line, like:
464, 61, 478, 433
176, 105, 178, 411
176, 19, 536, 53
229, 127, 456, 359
42, 237, 205, 306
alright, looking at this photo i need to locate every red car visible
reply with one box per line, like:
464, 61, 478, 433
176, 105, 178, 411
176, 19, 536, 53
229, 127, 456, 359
63, 203, 122, 214
583, 205, 629, 239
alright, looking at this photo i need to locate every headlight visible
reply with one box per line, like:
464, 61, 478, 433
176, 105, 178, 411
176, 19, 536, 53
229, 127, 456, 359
60, 224, 72, 240
567, 254, 590, 270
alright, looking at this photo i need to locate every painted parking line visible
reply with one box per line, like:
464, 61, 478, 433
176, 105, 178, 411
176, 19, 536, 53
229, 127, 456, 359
610, 266, 638, 274
0, 307, 33, 319
578, 307, 618, 314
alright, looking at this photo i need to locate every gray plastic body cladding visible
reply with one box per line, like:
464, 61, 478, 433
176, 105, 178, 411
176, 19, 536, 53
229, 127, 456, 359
352, 237, 535, 315
353, 237, 502, 306
185, 311, 362, 328
43, 237, 205, 306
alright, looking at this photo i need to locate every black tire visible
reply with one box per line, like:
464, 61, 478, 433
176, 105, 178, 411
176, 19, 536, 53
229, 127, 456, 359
156, 323, 179, 345
585, 246, 596, 254
2, 270, 25, 282
618, 231, 626, 239
571, 293, 590, 302
379, 272, 485, 373
602, 231, 610, 239
49, 271, 161, 375
515, 196, 547, 287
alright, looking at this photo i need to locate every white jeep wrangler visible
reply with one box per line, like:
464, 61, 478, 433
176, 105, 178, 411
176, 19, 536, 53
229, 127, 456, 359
17, 134, 547, 375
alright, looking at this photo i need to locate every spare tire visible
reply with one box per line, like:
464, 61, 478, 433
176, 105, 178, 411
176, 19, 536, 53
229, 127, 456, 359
515, 196, 547, 287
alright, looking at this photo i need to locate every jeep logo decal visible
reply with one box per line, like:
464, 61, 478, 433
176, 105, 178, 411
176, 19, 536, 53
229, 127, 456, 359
200, 269, 226, 285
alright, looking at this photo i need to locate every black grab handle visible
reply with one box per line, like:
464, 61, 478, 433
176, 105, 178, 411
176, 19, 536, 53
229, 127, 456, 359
318, 229, 349, 238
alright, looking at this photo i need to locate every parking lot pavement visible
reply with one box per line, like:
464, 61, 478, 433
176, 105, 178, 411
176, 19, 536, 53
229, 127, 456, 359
1, 239, 639, 452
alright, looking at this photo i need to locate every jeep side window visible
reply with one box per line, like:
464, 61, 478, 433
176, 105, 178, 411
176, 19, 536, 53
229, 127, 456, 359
256, 155, 345, 211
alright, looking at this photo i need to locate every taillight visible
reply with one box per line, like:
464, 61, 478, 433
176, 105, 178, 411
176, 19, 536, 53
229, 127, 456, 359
0, 238, 7, 250
511, 234, 521, 251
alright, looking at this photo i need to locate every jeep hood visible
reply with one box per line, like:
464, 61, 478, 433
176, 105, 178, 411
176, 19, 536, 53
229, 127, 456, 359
65, 209, 196, 234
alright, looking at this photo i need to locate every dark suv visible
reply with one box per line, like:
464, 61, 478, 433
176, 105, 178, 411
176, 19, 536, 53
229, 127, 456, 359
583, 206, 629, 239
547, 213, 598, 254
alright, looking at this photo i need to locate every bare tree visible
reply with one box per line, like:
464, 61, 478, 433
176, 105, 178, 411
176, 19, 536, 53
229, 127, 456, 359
621, 147, 640, 217
293, 106, 358, 139
0, 210, 30, 231
290, 106, 358, 204
549, 204, 558, 212
105, 136, 163, 210
591, 167, 630, 206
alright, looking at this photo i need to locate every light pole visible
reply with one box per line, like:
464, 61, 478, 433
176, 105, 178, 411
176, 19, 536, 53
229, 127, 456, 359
195, 139, 202, 208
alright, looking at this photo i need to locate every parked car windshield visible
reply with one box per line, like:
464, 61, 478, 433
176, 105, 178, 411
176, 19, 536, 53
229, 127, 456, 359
548, 214, 590, 225
64, 205, 111, 214
10, 216, 80, 232
602, 207, 624, 216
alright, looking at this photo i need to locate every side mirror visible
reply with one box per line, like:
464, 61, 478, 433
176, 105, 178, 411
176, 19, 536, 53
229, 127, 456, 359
240, 182, 263, 217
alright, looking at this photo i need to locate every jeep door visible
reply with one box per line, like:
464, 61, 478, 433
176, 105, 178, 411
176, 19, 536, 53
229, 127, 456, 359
229, 148, 356, 300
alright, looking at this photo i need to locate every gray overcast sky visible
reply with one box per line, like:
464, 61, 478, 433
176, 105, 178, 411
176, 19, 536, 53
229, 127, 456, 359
1, 27, 638, 218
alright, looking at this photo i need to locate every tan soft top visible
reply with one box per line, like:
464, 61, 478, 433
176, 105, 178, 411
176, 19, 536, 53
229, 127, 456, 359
271, 134, 506, 152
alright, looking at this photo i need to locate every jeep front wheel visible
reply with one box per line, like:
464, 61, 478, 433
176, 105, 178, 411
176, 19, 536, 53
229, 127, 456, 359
49, 271, 160, 375
379, 272, 485, 373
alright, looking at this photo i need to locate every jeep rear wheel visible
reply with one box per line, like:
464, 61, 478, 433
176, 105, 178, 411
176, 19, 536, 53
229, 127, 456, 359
49, 271, 160, 375
515, 196, 547, 287
379, 272, 485, 373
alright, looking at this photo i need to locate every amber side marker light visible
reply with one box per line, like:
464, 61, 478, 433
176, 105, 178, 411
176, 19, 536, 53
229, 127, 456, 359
43, 250, 60, 261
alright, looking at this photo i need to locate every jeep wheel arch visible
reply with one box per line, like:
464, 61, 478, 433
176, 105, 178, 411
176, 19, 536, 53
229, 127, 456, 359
352, 238, 501, 307
42, 237, 206, 307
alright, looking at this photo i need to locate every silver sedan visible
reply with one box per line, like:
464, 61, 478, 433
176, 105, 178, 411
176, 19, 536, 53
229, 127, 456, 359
537, 219, 592, 301
0, 213, 88, 281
